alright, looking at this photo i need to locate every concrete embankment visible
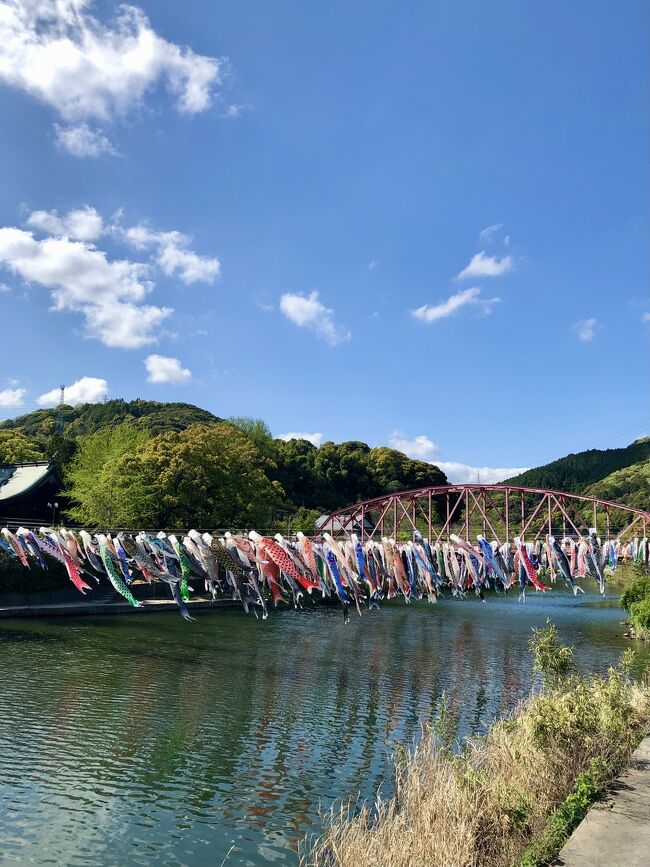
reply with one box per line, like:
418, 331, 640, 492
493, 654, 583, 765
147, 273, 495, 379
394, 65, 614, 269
555, 734, 650, 866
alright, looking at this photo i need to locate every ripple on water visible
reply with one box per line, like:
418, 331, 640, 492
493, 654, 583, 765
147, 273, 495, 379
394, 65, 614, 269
0, 592, 647, 865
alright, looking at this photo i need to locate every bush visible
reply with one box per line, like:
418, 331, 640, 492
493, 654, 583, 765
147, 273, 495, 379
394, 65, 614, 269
621, 568, 650, 639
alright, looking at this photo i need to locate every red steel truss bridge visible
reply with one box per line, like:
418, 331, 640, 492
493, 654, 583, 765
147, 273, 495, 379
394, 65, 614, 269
319, 485, 650, 544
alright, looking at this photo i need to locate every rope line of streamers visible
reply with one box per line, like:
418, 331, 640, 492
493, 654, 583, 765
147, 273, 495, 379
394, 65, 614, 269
1, 525, 648, 622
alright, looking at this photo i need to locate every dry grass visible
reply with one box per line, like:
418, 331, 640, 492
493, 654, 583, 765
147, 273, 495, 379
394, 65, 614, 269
302, 630, 650, 867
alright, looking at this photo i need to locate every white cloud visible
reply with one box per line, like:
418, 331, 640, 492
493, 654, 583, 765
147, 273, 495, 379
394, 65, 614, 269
37, 376, 107, 406
368, 260, 378, 271
0, 2, 222, 131
277, 432, 324, 447
435, 461, 530, 485
26, 205, 103, 240
411, 287, 499, 323
84, 301, 170, 349
145, 354, 191, 384
54, 122, 117, 157
279, 291, 351, 346
388, 432, 440, 461
0, 225, 171, 348
457, 251, 513, 280
478, 223, 503, 243
0, 207, 220, 347
120, 224, 219, 284
0, 282, 10, 293
642, 312, 650, 323
573, 317, 598, 342
0, 387, 26, 407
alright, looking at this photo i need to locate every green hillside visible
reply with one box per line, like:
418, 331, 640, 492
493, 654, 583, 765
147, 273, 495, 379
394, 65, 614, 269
0, 398, 220, 439
504, 439, 650, 494
582, 459, 650, 511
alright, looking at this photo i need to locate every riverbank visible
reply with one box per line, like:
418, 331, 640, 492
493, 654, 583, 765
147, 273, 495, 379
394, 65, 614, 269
303, 624, 650, 867
555, 734, 650, 867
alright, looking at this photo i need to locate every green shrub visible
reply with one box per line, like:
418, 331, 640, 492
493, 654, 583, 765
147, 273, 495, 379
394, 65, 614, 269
529, 620, 574, 687
621, 571, 650, 612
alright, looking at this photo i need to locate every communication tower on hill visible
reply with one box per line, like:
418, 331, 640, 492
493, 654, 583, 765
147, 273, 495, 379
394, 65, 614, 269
56, 384, 65, 434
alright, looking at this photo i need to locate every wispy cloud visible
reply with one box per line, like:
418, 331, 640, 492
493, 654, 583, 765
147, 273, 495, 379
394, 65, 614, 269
368, 260, 378, 271
118, 222, 220, 285
54, 123, 118, 158
388, 432, 439, 461
145, 354, 191, 384
386, 431, 527, 482
411, 286, 499, 323
434, 461, 530, 485
457, 251, 513, 280
643, 312, 650, 323
38, 377, 107, 406
0, 1, 223, 155
478, 223, 503, 243
280, 291, 351, 346
277, 431, 324, 447
573, 317, 598, 342
0, 387, 26, 408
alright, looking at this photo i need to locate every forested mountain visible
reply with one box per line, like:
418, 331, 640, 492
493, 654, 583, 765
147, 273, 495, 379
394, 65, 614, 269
1, 399, 220, 439
504, 439, 650, 494
582, 459, 650, 511
1, 397, 646, 528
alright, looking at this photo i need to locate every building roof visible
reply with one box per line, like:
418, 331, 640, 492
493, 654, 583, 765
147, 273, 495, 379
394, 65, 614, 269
0, 461, 56, 502
315, 513, 375, 533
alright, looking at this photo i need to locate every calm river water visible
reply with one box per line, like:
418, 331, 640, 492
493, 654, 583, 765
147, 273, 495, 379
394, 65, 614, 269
0, 590, 647, 866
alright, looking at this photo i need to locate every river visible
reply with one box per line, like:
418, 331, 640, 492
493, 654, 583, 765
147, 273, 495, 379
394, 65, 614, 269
0, 589, 647, 866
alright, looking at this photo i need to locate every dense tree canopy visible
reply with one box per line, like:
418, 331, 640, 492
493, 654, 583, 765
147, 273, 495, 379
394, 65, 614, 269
134, 423, 283, 528
270, 438, 447, 512
65, 425, 157, 527
227, 417, 275, 457
0, 429, 43, 464
65, 422, 283, 528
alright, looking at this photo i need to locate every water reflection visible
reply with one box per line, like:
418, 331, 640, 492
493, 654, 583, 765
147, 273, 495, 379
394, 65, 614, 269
0, 591, 647, 866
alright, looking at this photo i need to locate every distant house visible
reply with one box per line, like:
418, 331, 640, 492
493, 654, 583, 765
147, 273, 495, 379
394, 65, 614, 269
0, 461, 63, 524
315, 513, 375, 536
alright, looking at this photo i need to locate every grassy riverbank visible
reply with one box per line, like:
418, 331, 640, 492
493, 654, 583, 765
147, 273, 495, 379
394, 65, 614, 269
621, 567, 650, 640
304, 624, 650, 867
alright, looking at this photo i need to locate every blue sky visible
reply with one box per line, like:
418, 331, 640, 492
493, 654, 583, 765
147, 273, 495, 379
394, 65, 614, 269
0, 0, 648, 482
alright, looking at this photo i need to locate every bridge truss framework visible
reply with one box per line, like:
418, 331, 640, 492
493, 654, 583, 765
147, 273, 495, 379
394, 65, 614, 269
320, 484, 650, 544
